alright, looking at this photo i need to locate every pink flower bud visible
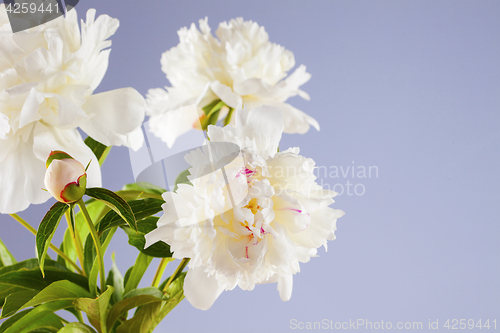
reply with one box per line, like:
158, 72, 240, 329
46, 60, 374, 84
44, 151, 87, 203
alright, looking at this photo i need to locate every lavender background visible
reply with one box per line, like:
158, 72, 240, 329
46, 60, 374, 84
1, 0, 499, 332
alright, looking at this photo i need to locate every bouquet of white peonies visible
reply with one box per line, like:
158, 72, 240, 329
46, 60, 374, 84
0, 6, 343, 333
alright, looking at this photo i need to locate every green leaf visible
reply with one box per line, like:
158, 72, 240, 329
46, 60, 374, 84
1, 280, 90, 319
0, 309, 30, 333
0, 301, 71, 333
84, 137, 111, 166
105, 253, 124, 305
122, 217, 172, 258
97, 199, 164, 235
158, 272, 186, 317
23, 313, 64, 333
62, 200, 106, 272
84, 228, 117, 296
1, 290, 38, 319
0, 239, 16, 268
24, 280, 91, 307
122, 267, 133, 290
115, 302, 162, 333
57, 323, 97, 333
106, 287, 166, 331
36, 202, 69, 277
85, 188, 136, 232
115, 274, 186, 333
123, 253, 152, 295
56, 242, 66, 267
21, 313, 65, 332
0, 259, 67, 277
121, 183, 166, 196
0, 266, 89, 296
74, 286, 114, 333
173, 169, 191, 192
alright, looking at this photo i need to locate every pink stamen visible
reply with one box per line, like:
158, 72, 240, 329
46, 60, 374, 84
237, 167, 257, 178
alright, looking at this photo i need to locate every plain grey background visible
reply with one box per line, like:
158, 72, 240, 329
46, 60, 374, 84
1, 0, 499, 332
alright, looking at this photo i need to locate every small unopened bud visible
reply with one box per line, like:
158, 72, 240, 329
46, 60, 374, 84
44, 151, 87, 203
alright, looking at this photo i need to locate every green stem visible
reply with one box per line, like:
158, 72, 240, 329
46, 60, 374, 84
224, 107, 234, 126
65, 209, 85, 275
77, 199, 106, 292
163, 258, 190, 292
10, 214, 83, 275
152, 258, 173, 288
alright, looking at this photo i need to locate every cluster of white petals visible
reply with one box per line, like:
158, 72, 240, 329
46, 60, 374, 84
0, 5, 145, 214
145, 106, 343, 310
146, 17, 318, 147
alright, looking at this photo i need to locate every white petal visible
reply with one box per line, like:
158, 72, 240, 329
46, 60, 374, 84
277, 273, 293, 301
148, 105, 199, 148
184, 266, 224, 310
256, 101, 319, 134
0, 134, 50, 214
80, 88, 145, 149
210, 81, 241, 109
0, 113, 10, 139
144, 225, 171, 249
19, 88, 44, 128
232, 78, 267, 96
238, 105, 284, 158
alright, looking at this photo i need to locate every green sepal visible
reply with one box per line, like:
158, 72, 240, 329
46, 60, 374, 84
60, 174, 87, 203
46, 151, 73, 168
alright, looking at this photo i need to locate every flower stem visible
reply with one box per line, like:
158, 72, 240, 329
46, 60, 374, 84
152, 258, 173, 288
224, 107, 234, 126
65, 208, 85, 274
9, 213, 83, 275
77, 199, 106, 292
163, 258, 190, 292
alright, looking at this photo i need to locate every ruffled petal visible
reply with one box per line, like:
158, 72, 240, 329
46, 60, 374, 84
184, 266, 224, 310
236, 105, 283, 159
80, 87, 145, 150
0, 133, 50, 214
277, 273, 293, 301
210, 81, 241, 109
147, 105, 199, 148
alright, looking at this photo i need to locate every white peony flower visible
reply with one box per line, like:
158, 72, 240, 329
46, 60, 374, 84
0, 5, 146, 214
146, 17, 319, 147
145, 105, 343, 310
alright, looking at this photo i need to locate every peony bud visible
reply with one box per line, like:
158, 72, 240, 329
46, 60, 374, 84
44, 151, 87, 203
